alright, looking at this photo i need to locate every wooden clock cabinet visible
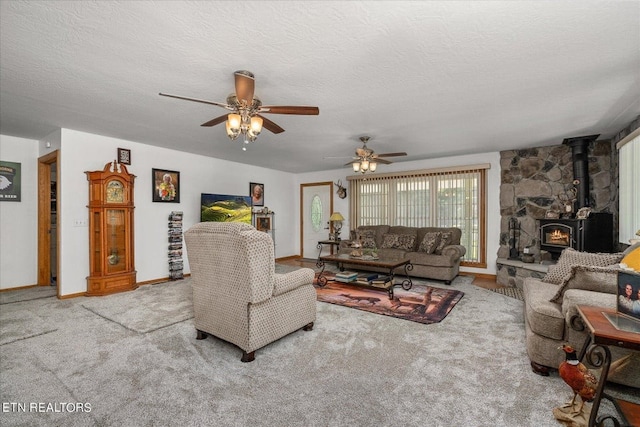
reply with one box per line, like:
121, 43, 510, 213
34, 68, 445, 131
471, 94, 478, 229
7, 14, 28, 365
85, 161, 137, 296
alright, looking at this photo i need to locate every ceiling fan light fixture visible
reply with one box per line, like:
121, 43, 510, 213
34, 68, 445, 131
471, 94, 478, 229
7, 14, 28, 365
250, 116, 263, 135
369, 162, 377, 172
352, 163, 360, 172
361, 159, 370, 171
228, 113, 241, 132
226, 120, 240, 139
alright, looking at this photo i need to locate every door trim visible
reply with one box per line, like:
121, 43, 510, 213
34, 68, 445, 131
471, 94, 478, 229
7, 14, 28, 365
37, 150, 59, 295
299, 182, 333, 258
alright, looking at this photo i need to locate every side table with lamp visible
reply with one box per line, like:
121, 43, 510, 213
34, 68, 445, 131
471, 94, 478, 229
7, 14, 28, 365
316, 212, 345, 267
329, 212, 345, 241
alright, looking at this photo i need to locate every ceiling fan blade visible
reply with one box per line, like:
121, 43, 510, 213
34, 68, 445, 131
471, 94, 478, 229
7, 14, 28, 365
376, 152, 407, 157
200, 114, 228, 127
257, 115, 285, 134
374, 158, 393, 165
234, 70, 255, 105
159, 93, 229, 109
259, 106, 319, 115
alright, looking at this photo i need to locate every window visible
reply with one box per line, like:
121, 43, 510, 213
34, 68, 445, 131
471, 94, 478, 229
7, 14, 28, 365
617, 129, 640, 243
347, 164, 488, 266
310, 195, 323, 232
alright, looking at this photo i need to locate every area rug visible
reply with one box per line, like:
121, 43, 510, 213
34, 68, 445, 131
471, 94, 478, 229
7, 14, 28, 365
80, 279, 194, 333
314, 278, 464, 324
491, 286, 524, 301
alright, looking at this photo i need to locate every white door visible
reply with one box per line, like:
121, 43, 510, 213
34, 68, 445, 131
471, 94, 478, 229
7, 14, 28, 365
301, 183, 332, 260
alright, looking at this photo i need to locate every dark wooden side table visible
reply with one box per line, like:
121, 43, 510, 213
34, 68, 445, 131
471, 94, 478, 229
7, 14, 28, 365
574, 305, 640, 427
316, 240, 341, 267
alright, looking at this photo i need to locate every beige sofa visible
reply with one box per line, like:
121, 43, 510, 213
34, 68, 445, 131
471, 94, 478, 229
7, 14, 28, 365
523, 246, 639, 387
184, 222, 317, 362
338, 225, 466, 284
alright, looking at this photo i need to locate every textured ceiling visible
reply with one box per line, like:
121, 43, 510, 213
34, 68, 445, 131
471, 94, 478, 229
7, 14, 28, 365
1, 1, 639, 173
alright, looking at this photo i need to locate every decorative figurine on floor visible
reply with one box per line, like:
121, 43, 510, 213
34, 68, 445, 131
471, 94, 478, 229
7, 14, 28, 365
553, 344, 597, 426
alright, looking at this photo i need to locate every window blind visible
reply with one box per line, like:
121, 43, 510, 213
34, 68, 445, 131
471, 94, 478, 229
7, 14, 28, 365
347, 164, 488, 265
617, 130, 640, 243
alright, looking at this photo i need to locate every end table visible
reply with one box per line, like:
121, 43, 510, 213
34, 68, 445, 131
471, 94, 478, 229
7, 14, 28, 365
572, 305, 640, 427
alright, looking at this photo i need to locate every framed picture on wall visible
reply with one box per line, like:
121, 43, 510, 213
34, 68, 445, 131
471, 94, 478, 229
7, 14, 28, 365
117, 148, 131, 165
152, 168, 180, 203
250, 182, 264, 206
0, 160, 21, 202
257, 217, 271, 232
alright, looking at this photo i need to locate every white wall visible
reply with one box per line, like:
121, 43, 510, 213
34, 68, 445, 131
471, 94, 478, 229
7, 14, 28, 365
295, 151, 502, 275
1, 128, 501, 294
59, 129, 297, 296
0, 135, 39, 288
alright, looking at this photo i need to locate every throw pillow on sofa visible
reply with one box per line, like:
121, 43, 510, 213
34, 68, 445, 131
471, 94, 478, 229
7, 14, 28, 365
621, 245, 640, 271
357, 229, 377, 249
542, 247, 623, 285
435, 231, 453, 254
418, 232, 441, 253
549, 264, 620, 304
381, 233, 416, 250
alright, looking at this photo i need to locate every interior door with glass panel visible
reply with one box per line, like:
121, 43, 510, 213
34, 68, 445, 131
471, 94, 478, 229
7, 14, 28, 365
301, 183, 332, 260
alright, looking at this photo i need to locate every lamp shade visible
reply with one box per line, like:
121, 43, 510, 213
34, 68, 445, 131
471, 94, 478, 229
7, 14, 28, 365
329, 212, 345, 222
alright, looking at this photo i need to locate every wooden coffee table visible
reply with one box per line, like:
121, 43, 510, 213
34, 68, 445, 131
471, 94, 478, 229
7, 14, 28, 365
316, 253, 413, 299
573, 305, 640, 427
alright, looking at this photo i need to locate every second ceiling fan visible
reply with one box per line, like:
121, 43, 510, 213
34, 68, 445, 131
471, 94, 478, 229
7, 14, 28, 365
160, 70, 319, 147
346, 136, 407, 173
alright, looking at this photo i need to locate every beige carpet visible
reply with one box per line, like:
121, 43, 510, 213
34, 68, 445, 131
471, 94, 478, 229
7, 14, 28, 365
80, 279, 193, 333
2, 268, 637, 426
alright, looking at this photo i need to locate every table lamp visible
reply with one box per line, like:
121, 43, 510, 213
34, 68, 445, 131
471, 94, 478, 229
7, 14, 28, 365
329, 212, 345, 241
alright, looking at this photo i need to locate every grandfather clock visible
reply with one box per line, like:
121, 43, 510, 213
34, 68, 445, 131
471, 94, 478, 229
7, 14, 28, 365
85, 161, 137, 296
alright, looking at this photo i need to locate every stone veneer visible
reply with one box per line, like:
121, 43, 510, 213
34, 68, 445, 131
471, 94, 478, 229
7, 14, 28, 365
496, 116, 639, 287
497, 139, 617, 287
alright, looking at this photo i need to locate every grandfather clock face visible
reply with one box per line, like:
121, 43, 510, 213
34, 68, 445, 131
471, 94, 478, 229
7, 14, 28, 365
106, 180, 124, 203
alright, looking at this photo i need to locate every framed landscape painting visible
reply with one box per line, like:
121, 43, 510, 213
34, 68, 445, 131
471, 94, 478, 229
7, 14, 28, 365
152, 168, 180, 203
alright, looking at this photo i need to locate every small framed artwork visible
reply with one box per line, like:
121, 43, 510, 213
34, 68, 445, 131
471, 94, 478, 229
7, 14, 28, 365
257, 217, 271, 232
250, 182, 264, 206
152, 168, 180, 203
0, 160, 21, 202
118, 148, 131, 165
616, 271, 640, 321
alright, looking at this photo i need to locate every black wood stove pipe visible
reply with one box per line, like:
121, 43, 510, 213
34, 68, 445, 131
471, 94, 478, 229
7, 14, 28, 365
562, 134, 599, 209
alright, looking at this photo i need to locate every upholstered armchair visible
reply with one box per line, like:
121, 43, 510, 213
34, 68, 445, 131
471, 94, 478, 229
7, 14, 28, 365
184, 222, 316, 362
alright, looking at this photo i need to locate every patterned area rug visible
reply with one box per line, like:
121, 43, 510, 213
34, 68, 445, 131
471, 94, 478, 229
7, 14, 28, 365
490, 287, 524, 301
313, 274, 464, 324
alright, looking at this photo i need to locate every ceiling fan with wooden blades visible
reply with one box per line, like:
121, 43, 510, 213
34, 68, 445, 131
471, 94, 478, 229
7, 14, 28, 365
159, 70, 319, 148
344, 136, 407, 173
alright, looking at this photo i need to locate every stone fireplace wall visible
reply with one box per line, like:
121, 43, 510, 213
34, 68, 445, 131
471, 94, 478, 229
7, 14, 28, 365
496, 141, 617, 287
496, 117, 639, 287
498, 140, 617, 261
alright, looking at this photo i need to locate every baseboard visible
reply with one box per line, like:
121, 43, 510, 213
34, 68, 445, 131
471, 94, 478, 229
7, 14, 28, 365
276, 255, 301, 262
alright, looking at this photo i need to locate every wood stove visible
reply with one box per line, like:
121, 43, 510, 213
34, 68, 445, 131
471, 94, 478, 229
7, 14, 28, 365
539, 212, 613, 259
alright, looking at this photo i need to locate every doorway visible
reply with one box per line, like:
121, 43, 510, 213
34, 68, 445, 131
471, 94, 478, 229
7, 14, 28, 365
37, 151, 59, 296
300, 182, 333, 260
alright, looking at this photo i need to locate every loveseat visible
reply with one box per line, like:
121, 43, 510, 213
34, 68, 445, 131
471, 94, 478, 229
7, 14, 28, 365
338, 225, 466, 284
523, 245, 640, 387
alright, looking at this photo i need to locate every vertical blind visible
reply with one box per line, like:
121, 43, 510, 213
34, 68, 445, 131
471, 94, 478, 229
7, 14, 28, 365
617, 130, 640, 244
347, 165, 488, 265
